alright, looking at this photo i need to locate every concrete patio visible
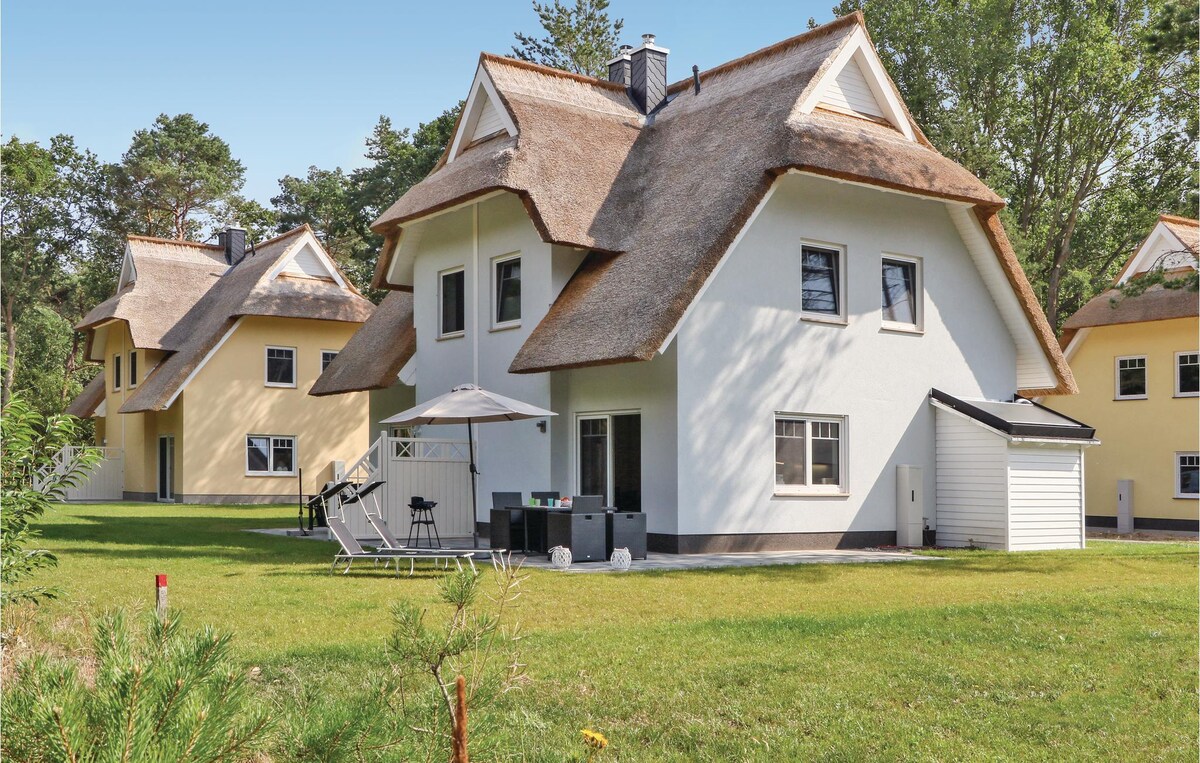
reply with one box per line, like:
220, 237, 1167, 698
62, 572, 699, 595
514, 548, 943, 573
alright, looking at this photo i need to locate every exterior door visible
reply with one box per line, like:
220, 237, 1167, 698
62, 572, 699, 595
157, 435, 175, 502
577, 413, 641, 511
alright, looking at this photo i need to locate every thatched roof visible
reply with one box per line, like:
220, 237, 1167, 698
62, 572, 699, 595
362, 11, 1070, 395
77, 237, 226, 351
65, 373, 105, 418
1062, 283, 1198, 334
309, 290, 415, 396
75, 226, 373, 414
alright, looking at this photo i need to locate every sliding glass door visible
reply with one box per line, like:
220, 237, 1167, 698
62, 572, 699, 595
577, 413, 641, 511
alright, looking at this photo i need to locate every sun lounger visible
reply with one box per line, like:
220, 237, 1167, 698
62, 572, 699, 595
327, 515, 479, 576
347, 482, 505, 566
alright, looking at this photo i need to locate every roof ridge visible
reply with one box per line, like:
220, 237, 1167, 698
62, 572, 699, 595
251, 223, 311, 250
480, 53, 627, 90
127, 234, 223, 250
1159, 213, 1199, 226
666, 11, 863, 95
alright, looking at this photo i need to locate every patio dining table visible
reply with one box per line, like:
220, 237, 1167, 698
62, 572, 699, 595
492, 505, 571, 555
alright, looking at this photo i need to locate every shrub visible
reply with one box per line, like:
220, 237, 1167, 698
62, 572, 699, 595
0, 395, 99, 605
3, 609, 271, 762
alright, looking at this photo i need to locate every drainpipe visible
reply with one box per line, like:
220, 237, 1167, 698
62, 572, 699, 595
472, 203, 480, 385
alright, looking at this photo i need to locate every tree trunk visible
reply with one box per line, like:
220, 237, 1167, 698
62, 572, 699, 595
3, 297, 16, 407
451, 675, 469, 763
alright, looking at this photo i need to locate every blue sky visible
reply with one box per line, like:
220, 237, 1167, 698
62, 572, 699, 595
3, 0, 834, 205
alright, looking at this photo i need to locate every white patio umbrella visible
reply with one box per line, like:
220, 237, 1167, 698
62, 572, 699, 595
380, 384, 556, 542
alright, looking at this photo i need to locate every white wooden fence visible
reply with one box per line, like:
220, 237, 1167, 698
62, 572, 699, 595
337, 435, 474, 541
41, 446, 125, 502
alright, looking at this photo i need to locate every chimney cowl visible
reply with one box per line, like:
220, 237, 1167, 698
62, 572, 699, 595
222, 226, 247, 267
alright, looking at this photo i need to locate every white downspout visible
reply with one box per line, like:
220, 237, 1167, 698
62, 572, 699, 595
472, 203, 480, 385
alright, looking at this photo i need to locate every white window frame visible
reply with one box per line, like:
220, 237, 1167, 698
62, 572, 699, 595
112, 353, 122, 391
264, 346, 297, 388
773, 412, 849, 496
438, 266, 466, 339
1114, 355, 1147, 400
127, 351, 138, 388
1175, 452, 1199, 499
245, 434, 297, 476
1174, 351, 1199, 397
491, 252, 522, 330
320, 350, 338, 373
799, 240, 848, 325
880, 253, 924, 333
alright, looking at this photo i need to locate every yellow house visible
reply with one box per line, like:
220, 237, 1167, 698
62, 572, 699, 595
67, 225, 374, 503
1044, 214, 1199, 531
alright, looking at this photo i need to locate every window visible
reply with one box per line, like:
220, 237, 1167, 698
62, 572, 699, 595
800, 244, 845, 321
1176, 352, 1199, 397
321, 350, 338, 372
439, 268, 466, 337
493, 255, 521, 326
246, 435, 296, 475
112, 354, 122, 390
1115, 356, 1147, 399
265, 346, 296, 387
881, 255, 922, 330
128, 351, 138, 388
774, 414, 847, 494
1176, 453, 1199, 498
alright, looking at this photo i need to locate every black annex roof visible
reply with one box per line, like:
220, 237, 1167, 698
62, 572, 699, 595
929, 389, 1096, 441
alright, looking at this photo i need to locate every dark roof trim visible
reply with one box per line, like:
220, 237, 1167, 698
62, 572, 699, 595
929, 388, 1096, 441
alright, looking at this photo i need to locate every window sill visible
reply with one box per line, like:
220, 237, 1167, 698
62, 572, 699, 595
437, 331, 465, 341
1113, 396, 1147, 401
489, 322, 521, 333
1174, 393, 1200, 398
265, 382, 297, 389
800, 314, 848, 327
880, 323, 924, 336
773, 489, 850, 498
1174, 493, 1199, 500
246, 471, 297, 478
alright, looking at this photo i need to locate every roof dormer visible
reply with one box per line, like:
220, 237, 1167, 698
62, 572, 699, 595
797, 24, 916, 141
446, 66, 519, 163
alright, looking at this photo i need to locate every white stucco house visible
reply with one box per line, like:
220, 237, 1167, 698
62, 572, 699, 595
312, 12, 1093, 552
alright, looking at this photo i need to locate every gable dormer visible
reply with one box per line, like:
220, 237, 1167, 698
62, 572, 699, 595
797, 23, 916, 141
267, 232, 347, 288
117, 244, 136, 290
446, 65, 518, 163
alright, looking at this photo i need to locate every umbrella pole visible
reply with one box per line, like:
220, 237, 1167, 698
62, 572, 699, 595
468, 419, 479, 549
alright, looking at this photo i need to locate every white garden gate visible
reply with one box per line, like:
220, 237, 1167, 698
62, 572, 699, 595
42, 446, 125, 502
338, 435, 475, 541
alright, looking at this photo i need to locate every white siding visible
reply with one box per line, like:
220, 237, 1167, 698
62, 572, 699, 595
282, 244, 332, 279
1008, 445, 1084, 550
817, 57, 885, 119
471, 96, 505, 142
935, 409, 1008, 549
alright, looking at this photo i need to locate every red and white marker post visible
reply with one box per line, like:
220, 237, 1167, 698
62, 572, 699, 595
155, 574, 168, 620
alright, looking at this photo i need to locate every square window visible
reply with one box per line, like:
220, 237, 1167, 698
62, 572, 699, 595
265, 347, 296, 387
1115, 356, 1146, 399
112, 354, 122, 390
128, 351, 138, 388
440, 268, 465, 336
1177, 453, 1198, 498
881, 256, 921, 329
321, 350, 338, 372
247, 435, 296, 475
801, 245, 843, 319
775, 414, 846, 493
494, 256, 521, 325
1176, 352, 1198, 396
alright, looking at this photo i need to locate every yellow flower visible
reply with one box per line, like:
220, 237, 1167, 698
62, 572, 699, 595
581, 728, 608, 750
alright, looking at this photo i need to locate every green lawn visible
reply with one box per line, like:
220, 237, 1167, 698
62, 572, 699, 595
7, 503, 1198, 761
